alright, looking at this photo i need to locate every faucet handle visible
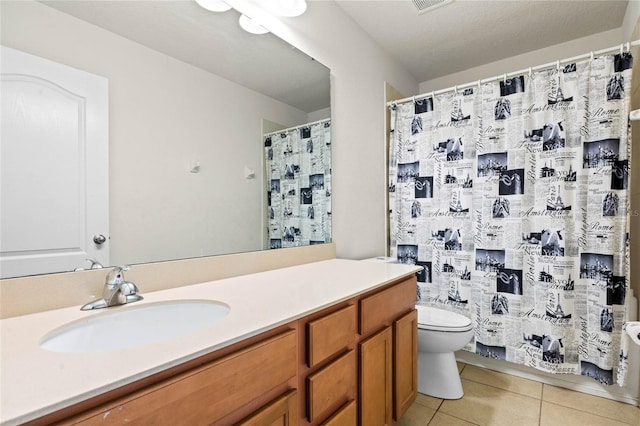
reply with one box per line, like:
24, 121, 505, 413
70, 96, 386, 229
86, 258, 104, 269
105, 265, 131, 286
120, 281, 140, 296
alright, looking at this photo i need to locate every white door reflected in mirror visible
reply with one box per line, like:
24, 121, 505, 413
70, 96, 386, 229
0, 46, 109, 278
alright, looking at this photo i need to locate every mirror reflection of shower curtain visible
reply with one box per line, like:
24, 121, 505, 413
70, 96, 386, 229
265, 119, 331, 249
388, 53, 633, 385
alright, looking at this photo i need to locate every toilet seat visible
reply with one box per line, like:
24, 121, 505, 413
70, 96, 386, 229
416, 305, 472, 332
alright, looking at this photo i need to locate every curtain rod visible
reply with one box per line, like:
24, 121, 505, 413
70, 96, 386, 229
264, 117, 330, 136
387, 40, 640, 107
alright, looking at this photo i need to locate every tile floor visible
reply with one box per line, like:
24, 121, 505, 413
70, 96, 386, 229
398, 363, 640, 426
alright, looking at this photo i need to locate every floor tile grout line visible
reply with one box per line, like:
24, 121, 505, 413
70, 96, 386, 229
413, 364, 640, 426
457, 377, 543, 402
541, 383, 639, 425
541, 400, 639, 426
538, 385, 544, 426
413, 395, 444, 411
459, 368, 543, 399
430, 407, 480, 426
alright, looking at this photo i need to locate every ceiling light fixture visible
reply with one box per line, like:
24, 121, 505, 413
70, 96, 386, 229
194, 0, 232, 12
238, 14, 269, 35
195, 0, 306, 35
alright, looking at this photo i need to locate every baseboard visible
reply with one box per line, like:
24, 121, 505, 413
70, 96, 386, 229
456, 351, 640, 407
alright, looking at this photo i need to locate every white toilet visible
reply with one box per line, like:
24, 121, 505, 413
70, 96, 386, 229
416, 305, 473, 399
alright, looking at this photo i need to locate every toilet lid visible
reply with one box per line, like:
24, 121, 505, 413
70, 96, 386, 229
416, 305, 472, 332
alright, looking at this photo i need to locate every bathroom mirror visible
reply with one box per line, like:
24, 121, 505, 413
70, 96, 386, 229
0, 0, 331, 278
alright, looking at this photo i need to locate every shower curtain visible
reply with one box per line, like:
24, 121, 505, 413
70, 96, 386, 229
265, 119, 331, 249
389, 53, 633, 384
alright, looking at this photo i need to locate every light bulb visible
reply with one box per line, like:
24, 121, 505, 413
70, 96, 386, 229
194, 0, 232, 12
238, 14, 269, 35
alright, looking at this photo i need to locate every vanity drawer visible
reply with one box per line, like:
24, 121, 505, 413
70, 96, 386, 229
307, 304, 356, 367
359, 277, 416, 336
306, 350, 356, 423
237, 389, 298, 426
321, 400, 357, 426
73, 330, 297, 425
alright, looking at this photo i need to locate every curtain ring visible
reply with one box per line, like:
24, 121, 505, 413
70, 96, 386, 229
528, 67, 532, 77
454, 85, 458, 95
620, 43, 624, 54
556, 60, 560, 71
503, 73, 507, 83
590, 51, 594, 62
627, 41, 631, 53
412, 95, 416, 103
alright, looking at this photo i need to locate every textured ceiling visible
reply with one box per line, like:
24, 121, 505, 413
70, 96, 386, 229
39, 0, 630, 107
335, 0, 629, 82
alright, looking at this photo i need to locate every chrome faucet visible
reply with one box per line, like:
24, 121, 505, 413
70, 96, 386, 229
81, 266, 143, 310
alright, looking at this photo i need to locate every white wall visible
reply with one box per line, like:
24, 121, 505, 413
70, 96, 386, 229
229, 1, 421, 260
1, 1, 309, 265
623, 0, 640, 41
419, 28, 625, 94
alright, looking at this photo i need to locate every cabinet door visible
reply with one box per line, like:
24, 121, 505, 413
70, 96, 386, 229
359, 326, 392, 426
393, 309, 417, 420
237, 389, 298, 426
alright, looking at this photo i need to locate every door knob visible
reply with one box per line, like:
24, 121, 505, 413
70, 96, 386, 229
93, 234, 107, 245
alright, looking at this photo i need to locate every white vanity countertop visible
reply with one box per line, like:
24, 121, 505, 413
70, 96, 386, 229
0, 258, 420, 425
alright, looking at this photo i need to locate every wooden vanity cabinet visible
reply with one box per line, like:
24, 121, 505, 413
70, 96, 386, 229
51, 328, 299, 426
358, 277, 418, 424
393, 309, 418, 419
299, 275, 418, 426
34, 275, 418, 426
298, 303, 358, 425
360, 326, 393, 426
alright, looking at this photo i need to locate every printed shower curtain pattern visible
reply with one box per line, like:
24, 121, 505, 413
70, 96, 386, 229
389, 53, 633, 385
265, 119, 331, 249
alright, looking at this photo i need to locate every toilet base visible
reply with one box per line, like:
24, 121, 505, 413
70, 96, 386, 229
417, 351, 464, 399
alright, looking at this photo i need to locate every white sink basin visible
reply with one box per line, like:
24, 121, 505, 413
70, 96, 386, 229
40, 300, 230, 353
